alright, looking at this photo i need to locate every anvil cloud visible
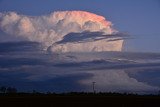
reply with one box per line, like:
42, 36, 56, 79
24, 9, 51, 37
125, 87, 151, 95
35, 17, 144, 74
0, 11, 123, 52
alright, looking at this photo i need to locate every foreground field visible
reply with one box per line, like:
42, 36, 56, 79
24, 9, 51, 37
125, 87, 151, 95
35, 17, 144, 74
0, 93, 160, 107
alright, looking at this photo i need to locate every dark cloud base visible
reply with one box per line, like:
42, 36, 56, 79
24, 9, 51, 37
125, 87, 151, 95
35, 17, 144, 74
0, 41, 160, 94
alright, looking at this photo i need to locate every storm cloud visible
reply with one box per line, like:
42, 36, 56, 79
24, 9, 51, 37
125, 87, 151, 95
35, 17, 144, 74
0, 11, 124, 52
0, 41, 160, 93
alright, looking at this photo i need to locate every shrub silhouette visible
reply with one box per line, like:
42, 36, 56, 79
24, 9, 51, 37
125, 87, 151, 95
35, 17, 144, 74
0, 86, 6, 93
0, 86, 17, 93
6, 87, 17, 93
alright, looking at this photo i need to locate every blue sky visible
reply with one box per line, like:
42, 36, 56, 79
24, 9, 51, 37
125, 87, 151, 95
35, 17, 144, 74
0, 0, 160, 52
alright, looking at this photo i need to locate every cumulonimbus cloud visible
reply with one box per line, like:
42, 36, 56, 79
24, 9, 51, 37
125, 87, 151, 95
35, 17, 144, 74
0, 11, 123, 52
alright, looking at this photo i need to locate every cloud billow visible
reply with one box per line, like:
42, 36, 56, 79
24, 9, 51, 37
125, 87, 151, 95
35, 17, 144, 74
0, 11, 123, 52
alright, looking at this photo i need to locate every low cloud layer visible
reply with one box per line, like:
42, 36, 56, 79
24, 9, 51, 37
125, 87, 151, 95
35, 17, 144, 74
0, 42, 160, 93
80, 70, 159, 94
0, 11, 123, 52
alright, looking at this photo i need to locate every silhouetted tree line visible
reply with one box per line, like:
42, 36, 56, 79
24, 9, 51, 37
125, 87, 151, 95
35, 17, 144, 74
0, 86, 160, 96
0, 86, 17, 93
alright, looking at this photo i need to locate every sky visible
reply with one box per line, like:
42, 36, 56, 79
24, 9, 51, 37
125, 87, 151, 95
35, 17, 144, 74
0, 0, 160, 94
0, 0, 160, 52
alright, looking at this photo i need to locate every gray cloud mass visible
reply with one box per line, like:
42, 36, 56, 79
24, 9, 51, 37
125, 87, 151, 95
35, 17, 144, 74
0, 41, 160, 94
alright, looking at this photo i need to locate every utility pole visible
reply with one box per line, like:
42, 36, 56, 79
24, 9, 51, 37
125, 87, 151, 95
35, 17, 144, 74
92, 82, 96, 93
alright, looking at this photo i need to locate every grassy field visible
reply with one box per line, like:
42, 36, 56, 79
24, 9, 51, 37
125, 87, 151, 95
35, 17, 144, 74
0, 93, 160, 107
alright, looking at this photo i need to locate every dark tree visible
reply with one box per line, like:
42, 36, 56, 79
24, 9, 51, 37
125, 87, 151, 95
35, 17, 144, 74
32, 90, 40, 94
0, 86, 6, 93
6, 87, 17, 93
